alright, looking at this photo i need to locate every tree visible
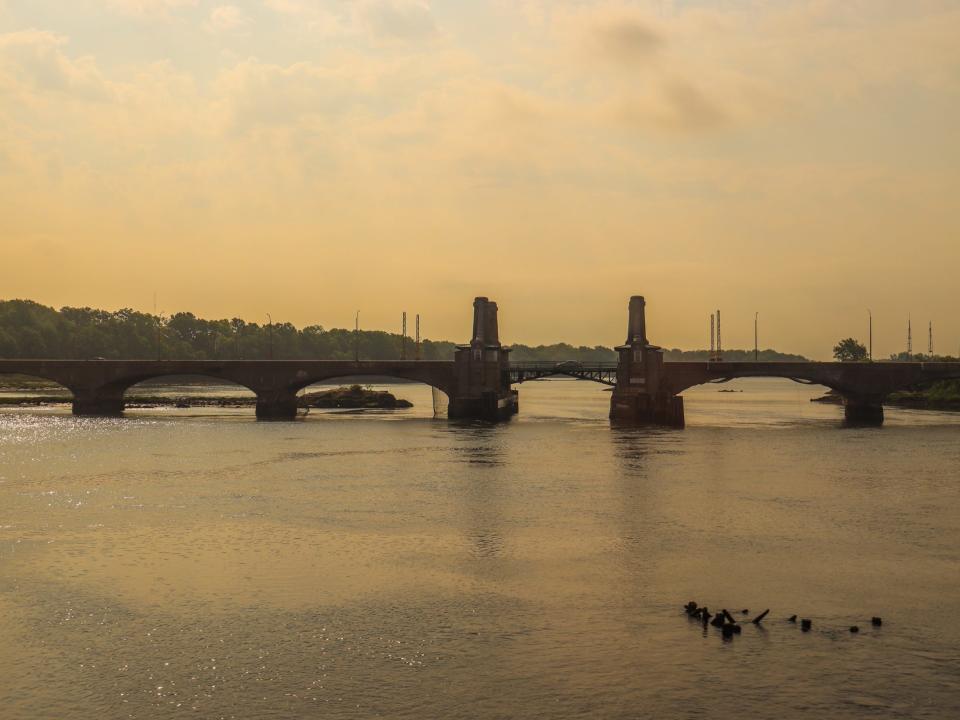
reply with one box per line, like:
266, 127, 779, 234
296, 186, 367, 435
833, 338, 868, 362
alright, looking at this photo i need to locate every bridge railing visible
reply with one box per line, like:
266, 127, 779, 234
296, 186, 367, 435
508, 361, 619, 370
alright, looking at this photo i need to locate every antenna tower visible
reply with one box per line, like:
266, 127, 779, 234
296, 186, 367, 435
907, 315, 912, 358
401, 312, 407, 360
716, 309, 722, 361
415, 314, 421, 360
710, 314, 715, 360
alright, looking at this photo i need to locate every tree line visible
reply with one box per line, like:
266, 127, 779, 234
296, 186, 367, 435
0, 299, 809, 363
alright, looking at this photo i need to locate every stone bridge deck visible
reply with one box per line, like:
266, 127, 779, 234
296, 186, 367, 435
2, 357, 959, 425
510, 359, 960, 396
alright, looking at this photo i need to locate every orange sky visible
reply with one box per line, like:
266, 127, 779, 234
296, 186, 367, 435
1, 1, 958, 359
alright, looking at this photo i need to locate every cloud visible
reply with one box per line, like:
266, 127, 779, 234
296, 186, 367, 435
589, 15, 663, 64
360, 0, 437, 42
263, 0, 438, 42
207, 5, 252, 34
106, 0, 198, 18
614, 79, 727, 133
0, 30, 112, 101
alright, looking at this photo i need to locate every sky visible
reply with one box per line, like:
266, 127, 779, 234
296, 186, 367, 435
0, 1, 958, 359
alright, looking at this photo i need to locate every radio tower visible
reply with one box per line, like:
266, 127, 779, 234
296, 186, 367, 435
710, 314, 715, 361
415, 314, 421, 360
907, 315, 912, 359
401, 312, 407, 360
716, 309, 722, 361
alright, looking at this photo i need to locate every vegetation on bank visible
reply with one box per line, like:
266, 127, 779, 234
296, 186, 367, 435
0, 298, 809, 363
833, 338, 868, 362
888, 380, 960, 410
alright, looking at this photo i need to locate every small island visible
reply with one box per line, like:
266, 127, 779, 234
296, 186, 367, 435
299, 385, 413, 409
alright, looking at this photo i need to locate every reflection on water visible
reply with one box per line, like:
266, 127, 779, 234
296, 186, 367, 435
1, 378, 960, 719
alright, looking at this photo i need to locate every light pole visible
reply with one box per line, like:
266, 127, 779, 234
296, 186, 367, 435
156, 311, 166, 360
867, 309, 872, 361
754, 312, 759, 362
266, 313, 273, 360
354, 311, 360, 363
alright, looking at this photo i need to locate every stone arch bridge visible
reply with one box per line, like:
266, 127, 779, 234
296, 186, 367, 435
2, 295, 959, 426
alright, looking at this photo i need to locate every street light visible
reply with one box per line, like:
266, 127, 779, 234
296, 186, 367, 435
354, 311, 360, 362
156, 311, 166, 360
754, 312, 759, 362
266, 313, 273, 360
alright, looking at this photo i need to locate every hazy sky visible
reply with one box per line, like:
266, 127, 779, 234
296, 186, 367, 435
1, 1, 957, 359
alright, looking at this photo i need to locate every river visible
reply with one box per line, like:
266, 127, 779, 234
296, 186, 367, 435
1, 378, 959, 719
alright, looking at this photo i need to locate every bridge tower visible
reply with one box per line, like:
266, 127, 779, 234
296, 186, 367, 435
609, 296, 685, 427
449, 297, 519, 421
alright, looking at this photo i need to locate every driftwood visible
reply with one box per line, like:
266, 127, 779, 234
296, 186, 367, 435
751, 609, 770, 625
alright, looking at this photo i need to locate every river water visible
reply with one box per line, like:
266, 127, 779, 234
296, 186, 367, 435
1, 378, 959, 719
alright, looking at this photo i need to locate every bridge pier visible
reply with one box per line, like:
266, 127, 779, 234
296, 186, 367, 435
842, 395, 884, 426
255, 390, 299, 421
450, 297, 518, 421
609, 296, 685, 428
72, 388, 125, 416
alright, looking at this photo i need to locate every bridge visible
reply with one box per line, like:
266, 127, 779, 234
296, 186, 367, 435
2, 295, 959, 426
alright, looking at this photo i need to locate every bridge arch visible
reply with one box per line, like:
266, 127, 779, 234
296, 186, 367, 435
0, 372, 75, 404
119, 373, 257, 409
285, 368, 455, 399
291, 373, 451, 398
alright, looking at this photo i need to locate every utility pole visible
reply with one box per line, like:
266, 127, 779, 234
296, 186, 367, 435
754, 312, 759, 362
415, 314, 421, 360
354, 311, 360, 363
401, 312, 407, 360
266, 313, 273, 360
868, 309, 872, 361
929, 321, 933, 356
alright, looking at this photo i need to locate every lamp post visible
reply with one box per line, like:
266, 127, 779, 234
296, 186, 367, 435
354, 311, 360, 363
156, 311, 166, 360
867, 309, 872, 361
754, 312, 759, 362
266, 313, 273, 360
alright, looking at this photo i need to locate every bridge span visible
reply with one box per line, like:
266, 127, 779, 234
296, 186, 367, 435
2, 295, 959, 426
